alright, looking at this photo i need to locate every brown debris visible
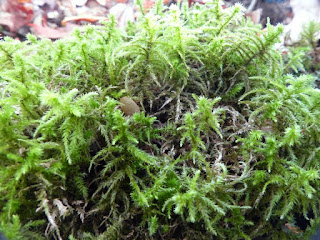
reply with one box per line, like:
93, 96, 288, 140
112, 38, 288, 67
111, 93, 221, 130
119, 96, 141, 116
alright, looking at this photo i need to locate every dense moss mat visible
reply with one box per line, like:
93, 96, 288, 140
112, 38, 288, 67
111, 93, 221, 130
0, 1, 319, 239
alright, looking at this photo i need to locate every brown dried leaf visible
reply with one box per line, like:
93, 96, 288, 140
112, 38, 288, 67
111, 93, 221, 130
0, 1, 33, 32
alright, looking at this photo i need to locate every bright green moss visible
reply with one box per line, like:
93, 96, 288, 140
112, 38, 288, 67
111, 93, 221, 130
0, 1, 319, 239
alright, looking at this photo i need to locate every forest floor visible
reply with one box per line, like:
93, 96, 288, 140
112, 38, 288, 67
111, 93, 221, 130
0, 0, 293, 40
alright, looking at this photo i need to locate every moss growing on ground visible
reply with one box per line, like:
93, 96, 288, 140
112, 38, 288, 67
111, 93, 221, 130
0, 1, 319, 239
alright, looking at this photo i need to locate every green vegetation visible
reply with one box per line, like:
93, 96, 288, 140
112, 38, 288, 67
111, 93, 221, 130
284, 21, 320, 86
0, 1, 319, 239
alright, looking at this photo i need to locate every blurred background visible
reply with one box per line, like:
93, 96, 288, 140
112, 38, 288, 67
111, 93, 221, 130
0, 0, 295, 40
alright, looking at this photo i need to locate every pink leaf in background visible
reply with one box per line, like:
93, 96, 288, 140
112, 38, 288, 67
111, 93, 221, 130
28, 23, 76, 39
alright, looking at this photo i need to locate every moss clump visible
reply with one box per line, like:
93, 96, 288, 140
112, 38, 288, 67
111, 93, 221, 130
0, 1, 319, 239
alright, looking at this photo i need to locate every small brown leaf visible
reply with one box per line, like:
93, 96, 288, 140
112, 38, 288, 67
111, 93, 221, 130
119, 96, 140, 116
